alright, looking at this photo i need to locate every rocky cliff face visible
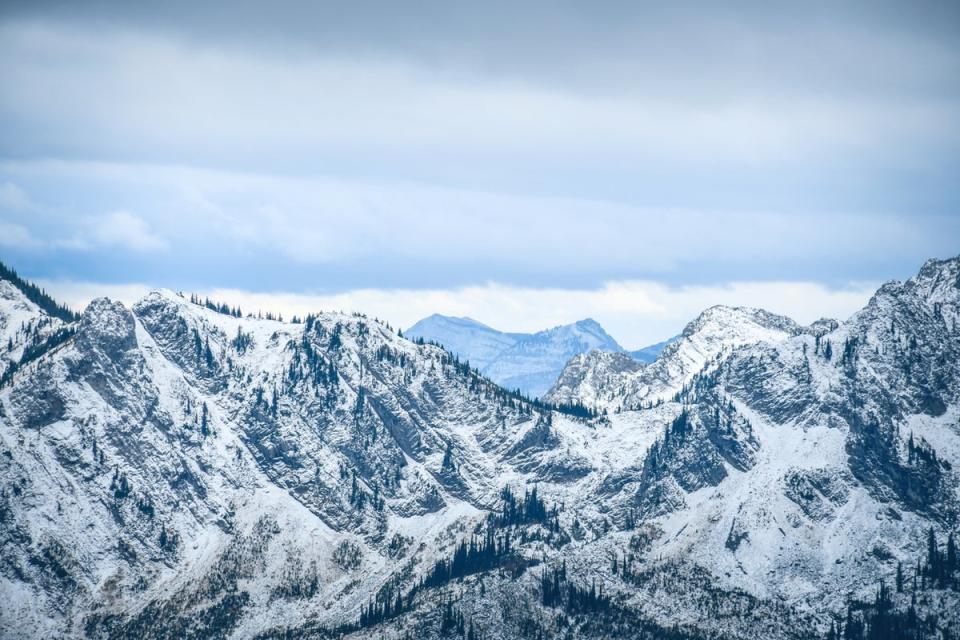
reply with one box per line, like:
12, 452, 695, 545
1, 258, 959, 640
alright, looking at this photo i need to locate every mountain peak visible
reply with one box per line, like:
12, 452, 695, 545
573, 317, 602, 330
408, 313, 494, 332
918, 254, 960, 276
546, 303, 802, 411
911, 255, 960, 298
685, 304, 801, 338
137, 288, 187, 307
405, 314, 624, 397
405, 313, 522, 373
541, 317, 618, 344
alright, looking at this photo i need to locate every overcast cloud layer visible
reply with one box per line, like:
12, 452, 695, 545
1, 1, 958, 345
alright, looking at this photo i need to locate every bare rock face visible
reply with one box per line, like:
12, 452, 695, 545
76, 297, 138, 357
70, 298, 148, 413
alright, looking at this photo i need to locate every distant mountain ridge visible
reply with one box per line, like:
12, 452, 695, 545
629, 336, 677, 363
403, 314, 526, 371
405, 314, 632, 397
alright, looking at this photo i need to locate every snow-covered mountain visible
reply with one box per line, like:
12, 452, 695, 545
2, 257, 960, 640
0, 264, 76, 387
406, 315, 624, 398
544, 305, 827, 412
544, 350, 646, 411
403, 314, 526, 371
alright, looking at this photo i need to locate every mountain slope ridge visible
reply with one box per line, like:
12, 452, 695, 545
545, 304, 822, 412
1, 258, 959, 639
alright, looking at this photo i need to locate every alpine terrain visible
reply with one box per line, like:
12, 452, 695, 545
405, 315, 640, 398
1, 257, 960, 640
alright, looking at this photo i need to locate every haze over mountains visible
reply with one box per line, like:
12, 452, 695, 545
1, 256, 959, 639
405, 314, 674, 398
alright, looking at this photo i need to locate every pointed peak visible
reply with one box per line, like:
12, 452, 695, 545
687, 305, 800, 336
914, 255, 960, 286
573, 317, 604, 330
133, 289, 193, 314
138, 288, 185, 304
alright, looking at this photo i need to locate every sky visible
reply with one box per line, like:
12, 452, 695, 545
1, 1, 959, 347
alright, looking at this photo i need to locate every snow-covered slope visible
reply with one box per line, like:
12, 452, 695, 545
615, 257, 960, 627
0, 285, 611, 638
2, 257, 960, 640
0, 279, 68, 381
406, 315, 624, 398
545, 305, 807, 412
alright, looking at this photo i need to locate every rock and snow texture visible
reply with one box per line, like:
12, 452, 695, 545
0, 280, 66, 377
545, 305, 811, 412
543, 350, 645, 410
621, 258, 960, 618
1, 257, 959, 640
406, 315, 624, 398
0, 285, 601, 638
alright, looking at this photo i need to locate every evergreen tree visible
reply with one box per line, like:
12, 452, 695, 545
200, 402, 209, 436
0, 260, 79, 322
947, 533, 957, 575
927, 528, 939, 581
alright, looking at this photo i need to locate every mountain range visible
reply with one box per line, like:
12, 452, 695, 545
543, 305, 836, 412
404, 314, 673, 398
1, 257, 959, 639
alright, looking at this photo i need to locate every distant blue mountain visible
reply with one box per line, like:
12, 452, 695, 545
402, 315, 526, 370
405, 315, 624, 398
628, 336, 678, 363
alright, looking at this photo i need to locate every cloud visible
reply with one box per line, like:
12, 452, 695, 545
0, 19, 957, 178
0, 181, 166, 254
3, 2, 957, 104
0, 222, 37, 248
2, 158, 956, 292
34, 279, 152, 312
0, 181, 33, 212
36, 277, 878, 348
0, 7, 956, 303
61, 211, 169, 252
